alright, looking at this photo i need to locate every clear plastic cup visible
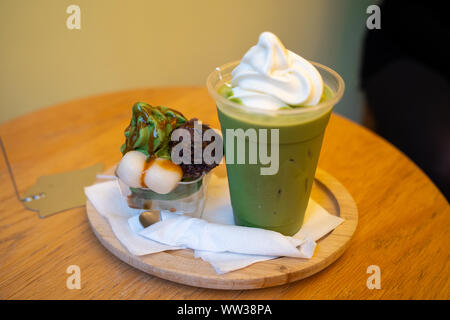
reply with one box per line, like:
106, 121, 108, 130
207, 60, 344, 235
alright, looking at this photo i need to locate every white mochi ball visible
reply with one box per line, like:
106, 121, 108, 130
143, 158, 183, 194
116, 150, 147, 188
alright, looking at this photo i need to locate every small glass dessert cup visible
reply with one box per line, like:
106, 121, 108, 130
115, 169, 210, 219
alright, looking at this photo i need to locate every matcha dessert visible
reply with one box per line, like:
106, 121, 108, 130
116, 102, 221, 199
208, 32, 343, 236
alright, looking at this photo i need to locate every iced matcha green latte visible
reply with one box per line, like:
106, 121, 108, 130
207, 33, 344, 236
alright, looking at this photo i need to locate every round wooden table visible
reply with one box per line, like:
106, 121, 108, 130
0, 87, 448, 299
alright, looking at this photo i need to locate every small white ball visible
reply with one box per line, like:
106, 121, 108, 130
116, 150, 147, 188
143, 158, 183, 194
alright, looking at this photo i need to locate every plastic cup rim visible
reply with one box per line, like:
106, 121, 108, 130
206, 60, 345, 116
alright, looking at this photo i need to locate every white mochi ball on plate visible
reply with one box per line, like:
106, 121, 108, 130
116, 150, 147, 188
143, 158, 183, 194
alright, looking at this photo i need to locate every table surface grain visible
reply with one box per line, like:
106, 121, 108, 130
0, 87, 448, 300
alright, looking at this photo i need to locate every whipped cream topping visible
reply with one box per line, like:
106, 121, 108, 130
230, 32, 323, 110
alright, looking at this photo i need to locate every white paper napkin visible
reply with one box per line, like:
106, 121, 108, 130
85, 175, 344, 274
85, 180, 183, 255
130, 211, 316, 258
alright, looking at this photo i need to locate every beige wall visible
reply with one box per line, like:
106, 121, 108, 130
0, 0, 374, 123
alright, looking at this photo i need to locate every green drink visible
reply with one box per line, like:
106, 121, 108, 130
207, 61, 344, 236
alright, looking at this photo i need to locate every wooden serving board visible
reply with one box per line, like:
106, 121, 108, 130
86, 167, 358, 290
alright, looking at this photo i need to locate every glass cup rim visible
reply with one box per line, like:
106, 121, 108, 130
206, 60, 345, 116
114, 168, 205, 191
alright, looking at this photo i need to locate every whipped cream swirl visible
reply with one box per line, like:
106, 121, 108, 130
230, 32, 323, 110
